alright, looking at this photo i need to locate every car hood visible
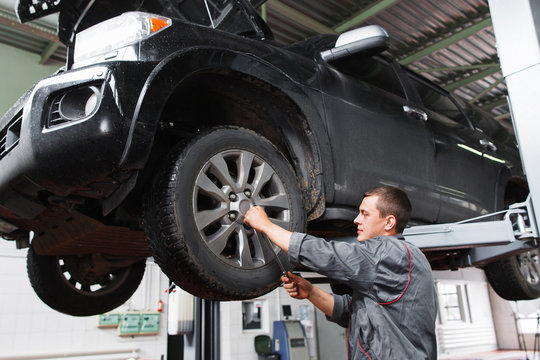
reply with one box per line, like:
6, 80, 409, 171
16, 0, 272, 44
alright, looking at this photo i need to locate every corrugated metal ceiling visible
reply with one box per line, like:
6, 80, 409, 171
0, 0, 510, 126
0, 6, 66, 64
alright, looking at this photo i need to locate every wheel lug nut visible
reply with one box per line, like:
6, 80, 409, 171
244, 190, 251, 198
229, 193, 237, 201
229, 213, 237, 221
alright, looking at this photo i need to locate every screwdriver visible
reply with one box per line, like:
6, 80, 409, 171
254, 228, 288, 278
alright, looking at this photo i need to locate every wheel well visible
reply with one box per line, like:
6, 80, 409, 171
139, 70, 324, 217
504, 177, 529, 207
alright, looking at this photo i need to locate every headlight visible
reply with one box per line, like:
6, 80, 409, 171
74, 12, 171, 64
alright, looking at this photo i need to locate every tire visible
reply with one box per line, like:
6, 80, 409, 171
484, 248, 540, 300
27, 248, 146, 316
144, 127, 305, 300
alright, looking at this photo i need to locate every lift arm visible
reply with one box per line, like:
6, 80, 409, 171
403, 196, 539, 267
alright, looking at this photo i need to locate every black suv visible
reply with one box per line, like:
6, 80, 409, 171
0, 0, 530, 316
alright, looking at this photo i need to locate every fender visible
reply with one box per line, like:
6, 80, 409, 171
119, 47, 335, 212
495, 160, 528, 211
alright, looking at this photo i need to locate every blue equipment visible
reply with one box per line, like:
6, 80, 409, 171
272, 320, 310, 360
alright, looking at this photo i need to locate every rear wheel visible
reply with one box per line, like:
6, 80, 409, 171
144, 127, 305, 300
27, 248, 146, 316
485, 249, 540, 300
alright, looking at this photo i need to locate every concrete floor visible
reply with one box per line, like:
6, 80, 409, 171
439, 350, 538, 360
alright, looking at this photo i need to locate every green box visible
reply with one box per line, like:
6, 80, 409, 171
140, 313, 160, 335
118, 313, 141, 336
98, 314, 121, 328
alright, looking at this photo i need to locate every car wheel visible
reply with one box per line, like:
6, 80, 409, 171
484, 248, 540, 300
144, 127, 305, 300
27, 248, 146, 316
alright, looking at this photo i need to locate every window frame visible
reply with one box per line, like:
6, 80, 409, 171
330, 55, 409, 100
436, 282, 473, 324
406, 71, 474, 129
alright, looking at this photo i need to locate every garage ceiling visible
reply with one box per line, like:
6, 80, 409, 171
0, 0, 510, 128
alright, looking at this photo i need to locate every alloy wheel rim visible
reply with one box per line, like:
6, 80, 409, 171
56, 255, 131, 296
193, 149, 291, 269
518, 250, 540, 285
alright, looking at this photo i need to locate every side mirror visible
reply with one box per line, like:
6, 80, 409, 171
320, 25, 390, 62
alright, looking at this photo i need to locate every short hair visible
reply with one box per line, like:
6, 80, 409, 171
363, 186, 412, 233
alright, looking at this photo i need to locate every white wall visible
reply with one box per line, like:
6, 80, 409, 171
220, 282, 318, 360
434, 268, 498, 357
0, 241, 169, 360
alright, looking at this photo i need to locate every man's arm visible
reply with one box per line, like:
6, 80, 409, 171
244, 208, 338, 317
282, 272, 335, 317
244, 206, 292, 253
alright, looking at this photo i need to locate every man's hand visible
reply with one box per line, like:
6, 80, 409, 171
244, 206, 273, 233
244, 206, 293, 253
281, 272, 313, 300
282, 271, 335, 317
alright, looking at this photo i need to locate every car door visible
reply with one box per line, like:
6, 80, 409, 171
406, 73, 501, 223
320, 56, 438, 223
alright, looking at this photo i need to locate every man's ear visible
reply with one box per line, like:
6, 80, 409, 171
385, 215, 397, 231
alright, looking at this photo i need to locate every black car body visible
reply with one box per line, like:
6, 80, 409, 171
0, 0, 530, 315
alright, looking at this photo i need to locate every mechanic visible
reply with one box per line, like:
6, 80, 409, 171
244, 186, 437, 360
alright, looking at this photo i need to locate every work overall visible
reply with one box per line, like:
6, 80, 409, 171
288, 233, 438, 360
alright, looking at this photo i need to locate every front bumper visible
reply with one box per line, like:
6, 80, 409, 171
0, 63, 151, 233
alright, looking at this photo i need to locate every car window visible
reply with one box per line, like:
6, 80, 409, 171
458, 99, 511, 143
408, 76, 471, 128
332, 56, 405, 98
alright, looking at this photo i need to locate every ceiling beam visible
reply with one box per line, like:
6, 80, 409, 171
468, 77, 505, 103
444, 66, 500, 91
266, 0, 336, 34
334, 0, 400, 33
399, 17, 492, 65
481, 98, 507, 111
39, 41, 59, 64
415, 63, 499, 73
0, 8, 60, 44
495, 113, 510, 120
261, 3, 267, 21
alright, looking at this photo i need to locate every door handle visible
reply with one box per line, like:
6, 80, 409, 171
479, 139, 497, 152
403, 105, 428, 121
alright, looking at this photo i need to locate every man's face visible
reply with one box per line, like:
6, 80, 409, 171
353, 195, 388, 242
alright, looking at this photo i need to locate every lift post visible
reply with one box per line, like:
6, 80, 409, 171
488, 0, 540, 230
182, 299, 220, 360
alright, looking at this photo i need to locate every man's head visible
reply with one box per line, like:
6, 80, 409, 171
353, 186, 412, 241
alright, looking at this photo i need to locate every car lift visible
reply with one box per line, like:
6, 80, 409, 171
404, 0, 540, 262
178, 1, 540, 359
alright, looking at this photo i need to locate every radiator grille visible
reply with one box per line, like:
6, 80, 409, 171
0, 110, 23, 159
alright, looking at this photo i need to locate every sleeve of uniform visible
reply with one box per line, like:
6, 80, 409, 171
288, 232, 378, 292
326, 293, 351, 328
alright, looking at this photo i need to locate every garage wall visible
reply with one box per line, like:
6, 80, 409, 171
434, 268, 498, 357
220, 285, 318, 360
0, 241, 169, 360
0, 43, 59, 116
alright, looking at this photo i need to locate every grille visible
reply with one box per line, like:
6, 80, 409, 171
47, 94, 68, 128
0, 110, 23, 159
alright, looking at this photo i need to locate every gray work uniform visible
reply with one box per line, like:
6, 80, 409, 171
288, 233, 437, 360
